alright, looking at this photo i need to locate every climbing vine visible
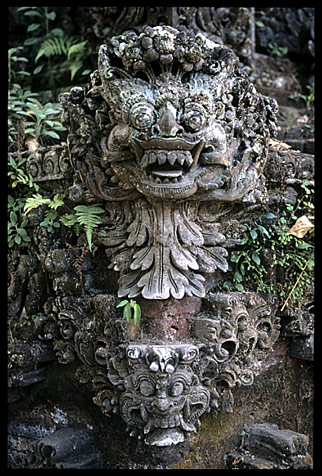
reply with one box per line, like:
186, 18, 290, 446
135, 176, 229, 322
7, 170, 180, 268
221, 180, 314, 308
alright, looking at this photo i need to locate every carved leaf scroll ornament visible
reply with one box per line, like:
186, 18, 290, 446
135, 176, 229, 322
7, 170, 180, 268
113, 199, 228, 299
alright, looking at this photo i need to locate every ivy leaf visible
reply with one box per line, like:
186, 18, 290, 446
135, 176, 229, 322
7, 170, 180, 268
235, 283, 244, 291
307, 257, 314, 271
45, 11, 56, 20
17, 228, 29, 240
10, 211, 18, 225
23, 38, 39, 46
230, 251, 240, 263
51, 28, 64, 37
27, 23, 40, 32
296, 241, 313, 250
44, 130, 60, 139
250, 229, 258, 240
33, 65, 44, 75
262, 212, 276, 219
234, 270, 243, 283
251, 251, 261, 265
257, 224, 270, 237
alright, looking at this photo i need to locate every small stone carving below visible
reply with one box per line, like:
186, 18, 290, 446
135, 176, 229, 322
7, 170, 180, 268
44, 292, 280, 446
114, 344, 209, 446
33, 427, 102, 469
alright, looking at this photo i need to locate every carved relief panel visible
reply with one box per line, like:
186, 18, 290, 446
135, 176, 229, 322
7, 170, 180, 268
36, 25, 282, 446
42, 292, 280, 446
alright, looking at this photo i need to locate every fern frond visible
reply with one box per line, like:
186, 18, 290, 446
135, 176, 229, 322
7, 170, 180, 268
24, 193, 51, 214
67, 41, 87, 60
74, 205, 104, 251
35, 35, 79, 63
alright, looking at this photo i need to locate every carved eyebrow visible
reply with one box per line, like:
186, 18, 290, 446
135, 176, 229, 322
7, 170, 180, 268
170, 373, 191, 386
134, 374, 156, 388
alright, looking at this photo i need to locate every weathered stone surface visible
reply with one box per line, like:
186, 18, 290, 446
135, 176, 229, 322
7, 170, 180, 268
264, 147, 314, 185
81, 7, 253, 64
37, 291, 279, 445
137, 297, 200, 340
289, 334, 314, 361
33, 427, 102, 468
7, 338, 313, 468
224, 423, 313, 469
255, 8, 314, 63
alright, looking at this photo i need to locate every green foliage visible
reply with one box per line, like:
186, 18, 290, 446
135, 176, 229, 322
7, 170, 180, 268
289, 85, 315, 108
21, 99, 66, 144
17, 6, 92, 86
24, 193, 65, 214
8, 47, 30, 90
35, 35, 89, 80
21, 314, 40, 327
59, 213, 81, 236
8, 86, 39, 121
24, 195, 104, 251
73, 205, 105, 252
8, 72, 66, 148
39, 210, 61, 232
221, 181, 314, 308
268, 42, 288, 58
8, 155, 39, 190
255, 21, 265, 28
8, 210, 31, 248
8, 153, 40, 249
117, 299, 141, 326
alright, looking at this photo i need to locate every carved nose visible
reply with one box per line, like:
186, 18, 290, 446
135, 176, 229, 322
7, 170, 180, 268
153, 104, 183, 137
154, 396, 170, 412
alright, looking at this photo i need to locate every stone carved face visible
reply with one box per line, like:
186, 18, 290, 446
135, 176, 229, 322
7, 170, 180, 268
113, 345, 210, 445
98, 25, 278, 201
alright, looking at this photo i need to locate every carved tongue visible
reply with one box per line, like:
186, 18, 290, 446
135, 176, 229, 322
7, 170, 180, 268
152, 170, 183, 178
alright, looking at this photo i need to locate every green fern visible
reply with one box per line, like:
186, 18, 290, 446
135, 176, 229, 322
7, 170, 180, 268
35, 37, 69, 62
36, 36, 87, 63
73, 205, 104, 252
24, 193, 64, 215
67, 40, 88, 79
24, 193, 51, 214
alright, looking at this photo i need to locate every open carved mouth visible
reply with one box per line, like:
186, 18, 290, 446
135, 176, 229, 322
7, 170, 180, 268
130, 137, 204, 185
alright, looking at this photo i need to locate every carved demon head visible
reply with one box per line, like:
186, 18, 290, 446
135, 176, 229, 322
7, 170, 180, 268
108, 344, 209, 445
97, 25, 277, 201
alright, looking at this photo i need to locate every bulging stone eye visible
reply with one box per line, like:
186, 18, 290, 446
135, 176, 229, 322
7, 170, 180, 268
140, 379, 155, 397
130, 102, 155, 130
170, 381, 184, 396
184, 109, 206, 132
